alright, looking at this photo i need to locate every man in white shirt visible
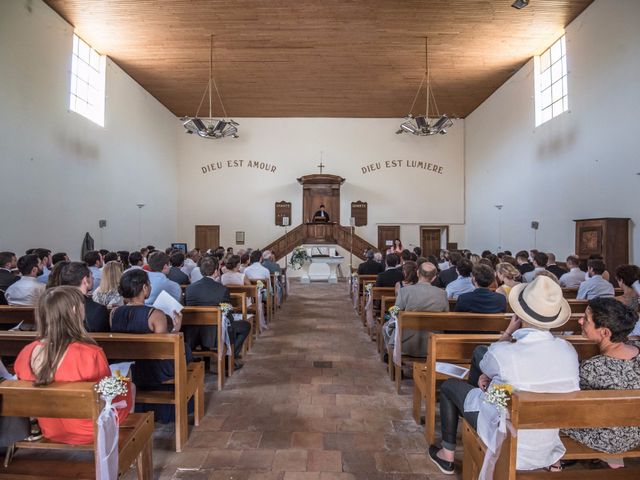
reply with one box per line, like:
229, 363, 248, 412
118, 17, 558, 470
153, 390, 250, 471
244, 250, 271, 282
428, 276, 579, 475
559, 255, 585, 289
522, 252, 548, 283
445, 258, 475, 299
144, 251, 182, 306
83, 250, 104, 291
577, 259, 615, 300
5, 254, 45, 306
181, 249, 200, 277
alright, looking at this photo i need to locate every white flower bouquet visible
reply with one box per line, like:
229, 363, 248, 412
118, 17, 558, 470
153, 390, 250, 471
95, 375, 128, 400
484, 384, 513, 410
219, 302, 234, 315
289, 246, 310, 270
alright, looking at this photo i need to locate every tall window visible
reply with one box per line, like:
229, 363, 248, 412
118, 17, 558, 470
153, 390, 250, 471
534, 35, 568, 127
69, 34, 105, 126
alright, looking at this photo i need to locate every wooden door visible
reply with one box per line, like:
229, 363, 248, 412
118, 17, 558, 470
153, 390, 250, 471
420, 228, 442, 258
195, 225, 220, 251
378, 225, 400, 253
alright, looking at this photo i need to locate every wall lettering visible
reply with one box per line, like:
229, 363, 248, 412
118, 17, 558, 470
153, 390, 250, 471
361, 159, 444, 175
201, 160, 278, 175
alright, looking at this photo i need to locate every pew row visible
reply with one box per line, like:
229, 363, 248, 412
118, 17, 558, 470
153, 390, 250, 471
462, 389, 640, 479
0, 331, 203, 453
0, 380, 154, 479
390, 312, 583, 393
412, 333, 599, 446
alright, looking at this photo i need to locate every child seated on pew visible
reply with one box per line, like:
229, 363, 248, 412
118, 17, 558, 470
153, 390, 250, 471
563, 297, 640, 468
14, 286, 132, 444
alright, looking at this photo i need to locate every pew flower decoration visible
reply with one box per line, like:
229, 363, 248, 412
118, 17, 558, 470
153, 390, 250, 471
290, 246, 310, 270
364, 283, 374, 294
256, 280, 265, 290
219, 303, 233, 315
95, 375, 128, 400
484, 384, 513, 411
388, 305, 400, 318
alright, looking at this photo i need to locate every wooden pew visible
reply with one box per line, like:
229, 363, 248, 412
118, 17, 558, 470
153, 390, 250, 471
0, 305, 36, 329
562, 287, 623, 299
368, 286, 396, 339
227, 285, 262, 336
413, 333, 598, 446
391, 312, 583, 393
378, 294, 397, 356
356, 275, 377, 318
181, 306, 230, 390
447, 299, 589, 314
249, 279, 273, 327
0, 331, 203, 453
462, 389, 640, 479
0, 380, 154, 479
229, 291, 253, 353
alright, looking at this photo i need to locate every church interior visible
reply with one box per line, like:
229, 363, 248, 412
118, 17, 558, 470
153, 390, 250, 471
1, 0, 640, 479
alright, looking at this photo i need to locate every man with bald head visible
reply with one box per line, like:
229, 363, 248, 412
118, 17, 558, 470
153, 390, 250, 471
383, 262, 449, 359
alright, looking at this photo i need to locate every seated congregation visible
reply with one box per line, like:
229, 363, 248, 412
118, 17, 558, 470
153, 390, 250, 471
0, 244, 285, 476
354, 246, 640, 476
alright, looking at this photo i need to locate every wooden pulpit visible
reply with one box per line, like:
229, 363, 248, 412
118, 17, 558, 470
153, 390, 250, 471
297, 174, 345, 224
574, 218, 630, 272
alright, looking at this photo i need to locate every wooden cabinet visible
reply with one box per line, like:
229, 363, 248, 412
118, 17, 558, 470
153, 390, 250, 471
574, 218, 629, 272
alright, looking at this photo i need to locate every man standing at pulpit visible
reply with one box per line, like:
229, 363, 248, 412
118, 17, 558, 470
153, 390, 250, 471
313, 205, 330, 223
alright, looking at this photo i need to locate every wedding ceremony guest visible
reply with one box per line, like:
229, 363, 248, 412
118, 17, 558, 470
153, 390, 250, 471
433, 252, 462, 288
615, 265, 640, 312
563, 297, 640, 463
455, 264, 507, 313
126, 251, 144, 271
92, 260, 124, 308
83, 250, 103, 290
445, 258, 474, 300
358, 250, 384, 275
384, 262, 448, 358
546, 252, 567, 279
523, 252, 548, 283
35, 248, 52, 284
5, 254, 45, 306
374, 251, 384, 264
221, 255, 251, 286
111, 269, 184, 423
185, 256, 250, 365
0, 251, 19, 291
588, 254, 611, 281
375, 253, 403, 287
145, 251, 182, 305
428, 276, 579, 475
14, 286, 131, 444
244, 250, 271, 284
559, 255, 585, 288
59, 262, 110, 332
578, 259, 615, 300
392, 239, 403, 254
413, 246, 422, 258
167, 251, 190, 285
395, 260, 418, 294
239, 253, 251, 273
516, 250, 534, 276
262, 250, 282, 274
45, 260, 69, 289
495, 262, 521, 297
51, 252, 69, 265
117, 250, 130, 269
181, 249, 200, 277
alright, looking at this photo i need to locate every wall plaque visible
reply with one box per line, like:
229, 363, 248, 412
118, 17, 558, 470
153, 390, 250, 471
350, 201, 368, 226
275, 201, 292, 226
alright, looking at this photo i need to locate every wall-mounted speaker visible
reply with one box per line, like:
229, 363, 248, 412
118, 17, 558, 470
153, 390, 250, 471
99, 219, 107, 228
531, 221, 539, 230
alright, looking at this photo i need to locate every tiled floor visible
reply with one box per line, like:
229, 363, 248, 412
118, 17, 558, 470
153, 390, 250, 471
146, 280, 458, 479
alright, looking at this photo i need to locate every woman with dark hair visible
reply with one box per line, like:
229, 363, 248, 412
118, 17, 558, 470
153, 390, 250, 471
45, 260, 69, 289
392, 239, 403, 254
221, 255, 251, 286
110, 269, 186, 422
14, 286, 131, 444
563, 297, 640, 464
395, 261, 418, 294
615, 264, 639, 312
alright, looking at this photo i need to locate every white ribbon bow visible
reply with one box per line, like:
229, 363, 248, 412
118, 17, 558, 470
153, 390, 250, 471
96, 398, 127, 480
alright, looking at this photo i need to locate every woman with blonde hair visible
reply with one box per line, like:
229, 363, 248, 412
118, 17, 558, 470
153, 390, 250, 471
92, 260, 124, 308
14, 286, 132, 444
495, 262, 521, 297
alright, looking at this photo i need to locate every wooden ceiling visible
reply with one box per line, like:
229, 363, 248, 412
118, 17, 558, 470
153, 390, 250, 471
44, 0, 593, 118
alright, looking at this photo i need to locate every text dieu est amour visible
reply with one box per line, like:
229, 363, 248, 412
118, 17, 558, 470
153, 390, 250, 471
201, 160, 277, 174
362, 160, 444, 174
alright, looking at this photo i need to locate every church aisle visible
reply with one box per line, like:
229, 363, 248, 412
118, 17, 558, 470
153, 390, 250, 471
150, 281, 456, 479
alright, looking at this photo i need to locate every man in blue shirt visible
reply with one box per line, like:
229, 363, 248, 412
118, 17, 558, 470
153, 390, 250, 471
445, 258, 475, 299
83, 250, 103, 291
577, 259, 614, 300
145, 251, 182, 306
455, 264, 507, 313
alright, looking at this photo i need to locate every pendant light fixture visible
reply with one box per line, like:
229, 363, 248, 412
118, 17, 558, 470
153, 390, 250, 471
396, 37, 453, 136
181, 35, 239, 139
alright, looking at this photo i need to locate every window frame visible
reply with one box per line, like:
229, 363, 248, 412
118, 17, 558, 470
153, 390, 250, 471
69, 34, 106, 127
534, 35, 568, 127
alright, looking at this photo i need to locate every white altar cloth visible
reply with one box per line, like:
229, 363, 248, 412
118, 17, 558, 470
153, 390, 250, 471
299, 245, 344, 283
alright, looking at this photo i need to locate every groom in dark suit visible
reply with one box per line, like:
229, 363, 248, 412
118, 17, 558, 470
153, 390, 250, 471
184, 256, 250, 363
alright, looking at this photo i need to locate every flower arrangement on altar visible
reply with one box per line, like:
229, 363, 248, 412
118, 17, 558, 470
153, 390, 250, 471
484, 384, 513, 410
95, 374, 128, 400
290, 246, 310, 270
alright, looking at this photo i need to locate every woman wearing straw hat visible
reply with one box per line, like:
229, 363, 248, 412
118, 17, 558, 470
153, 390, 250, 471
428, 276, 580, 475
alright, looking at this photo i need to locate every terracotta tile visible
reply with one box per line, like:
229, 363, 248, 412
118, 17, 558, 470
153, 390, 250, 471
291, 432, 325, 449
341, 451, 377, 473
259, 431, 292, 449
307, 450, 342, 472
282, 473, 320, 480
272, 449, 309, 472
228, 431, 263, 449
374, 452, 412, 473
201, 449, 243, 469
238, 449, 276, 470
187, 431, 233, 449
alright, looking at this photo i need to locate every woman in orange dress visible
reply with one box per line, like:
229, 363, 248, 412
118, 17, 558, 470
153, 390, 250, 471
14, 286, 131, 445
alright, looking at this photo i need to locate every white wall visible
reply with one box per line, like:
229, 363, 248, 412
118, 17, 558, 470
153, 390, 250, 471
464, 0, 640, 263
0, 0, 179, 259
177, 118, 465, 253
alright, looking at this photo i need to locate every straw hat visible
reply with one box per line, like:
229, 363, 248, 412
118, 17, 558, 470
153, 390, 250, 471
508, 275, 571, 329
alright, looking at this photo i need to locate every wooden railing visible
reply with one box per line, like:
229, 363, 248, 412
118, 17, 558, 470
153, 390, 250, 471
262, 223, 376, 261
